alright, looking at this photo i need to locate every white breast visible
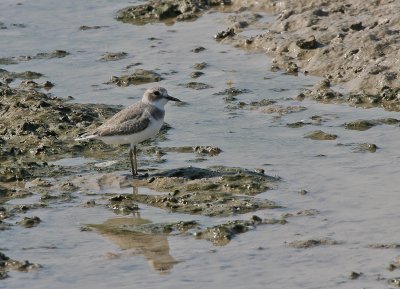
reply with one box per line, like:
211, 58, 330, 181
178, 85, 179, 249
98, 117, 164, 145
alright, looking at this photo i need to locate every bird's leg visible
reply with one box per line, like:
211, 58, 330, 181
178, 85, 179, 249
129, 146, 137, 176
133, 145, 138, 175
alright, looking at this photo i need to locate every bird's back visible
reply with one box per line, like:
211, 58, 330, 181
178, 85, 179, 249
76, 100, 165, 145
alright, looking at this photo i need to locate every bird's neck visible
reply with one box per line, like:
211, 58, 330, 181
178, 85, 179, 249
146, 100, 166, 111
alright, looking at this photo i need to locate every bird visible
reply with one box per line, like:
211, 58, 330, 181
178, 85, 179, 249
75, 86, 181, 176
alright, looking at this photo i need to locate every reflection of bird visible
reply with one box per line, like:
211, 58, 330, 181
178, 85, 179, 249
76, 87, 181, 176
90, 217, 177, 273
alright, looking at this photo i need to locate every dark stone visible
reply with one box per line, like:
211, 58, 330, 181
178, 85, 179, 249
296, 36, 320, 49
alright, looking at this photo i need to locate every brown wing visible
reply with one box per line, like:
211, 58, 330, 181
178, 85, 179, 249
93, 102, 150, 136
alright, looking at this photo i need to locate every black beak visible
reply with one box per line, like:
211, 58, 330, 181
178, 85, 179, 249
165, 95, 182, 102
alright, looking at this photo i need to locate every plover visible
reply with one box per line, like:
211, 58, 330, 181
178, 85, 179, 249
76, 86, 181, 176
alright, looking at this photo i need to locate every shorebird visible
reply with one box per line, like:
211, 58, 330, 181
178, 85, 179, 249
76, 86, 181, 176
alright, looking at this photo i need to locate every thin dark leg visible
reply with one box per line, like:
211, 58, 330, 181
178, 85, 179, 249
133, 145, 138, 175
129, 147, 136, 176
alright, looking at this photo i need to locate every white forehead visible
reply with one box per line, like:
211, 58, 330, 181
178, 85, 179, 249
148, 87, 167, 95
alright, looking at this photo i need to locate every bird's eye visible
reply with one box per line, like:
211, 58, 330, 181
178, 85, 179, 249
154, 91, 161, 96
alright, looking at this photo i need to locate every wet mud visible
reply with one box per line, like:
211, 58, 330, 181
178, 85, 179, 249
116, 0, 231, 25
74, 165, 280, 217
210, 0, 400, 110
179, 81, 213, 90
287, 238, 341, 249
0, 84, 120, 183
0, 50, 69, 65
106, 69, 163, 86
98, 52, 128, 62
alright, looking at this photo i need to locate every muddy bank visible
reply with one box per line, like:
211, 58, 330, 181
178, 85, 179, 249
115, 0, 400, 109
0, 83, 121, 183
228, 0, 400, 108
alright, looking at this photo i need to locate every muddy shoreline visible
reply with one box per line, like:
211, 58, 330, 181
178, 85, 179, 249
226, 0, 400, 109
1, 0, 400, 285
113, 0, 400, 109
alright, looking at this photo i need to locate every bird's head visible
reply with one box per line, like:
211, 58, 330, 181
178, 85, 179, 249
142, 86, 181, 108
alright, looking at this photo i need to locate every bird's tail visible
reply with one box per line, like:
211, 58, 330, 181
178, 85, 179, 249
74, 134, 97, 141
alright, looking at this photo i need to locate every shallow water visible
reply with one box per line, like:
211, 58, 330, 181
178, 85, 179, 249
2, 0, 400, 288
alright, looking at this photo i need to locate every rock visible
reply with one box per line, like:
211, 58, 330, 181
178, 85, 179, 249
349, 271, 362, 280
193, 146, 222, 155
295, 35, 320, 49
214, 27, 235, 40
98, 52, 128, 62
191, 46, 206, 53
190, 71, 204, 78
17, 216, 41, 228
79, 25, 109, 30
192, 62, 207, 70
354, 143, 378, 153
349, 22, 365, 31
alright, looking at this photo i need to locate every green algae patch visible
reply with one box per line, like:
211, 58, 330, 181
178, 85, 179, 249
304, 130, 338, 140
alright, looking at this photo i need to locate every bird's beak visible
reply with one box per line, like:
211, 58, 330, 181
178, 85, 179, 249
165, 95, 182, 102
